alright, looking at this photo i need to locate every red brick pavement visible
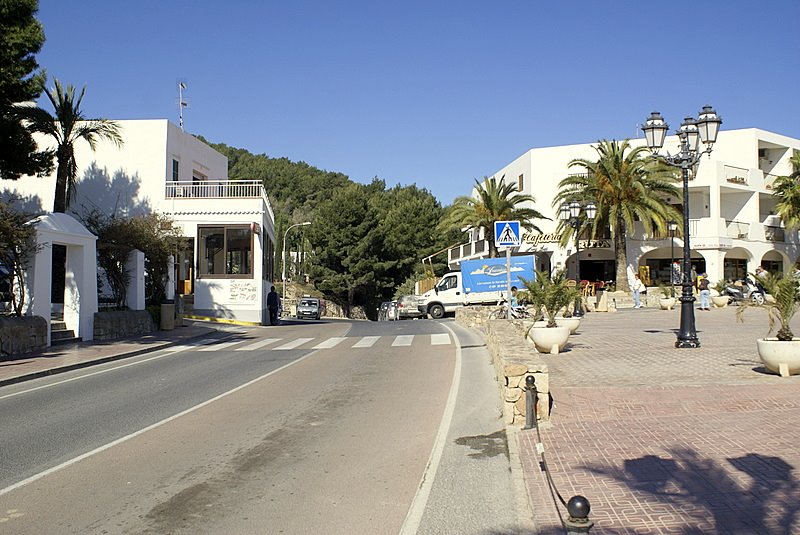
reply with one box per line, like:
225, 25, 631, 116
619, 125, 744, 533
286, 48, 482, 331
518, 307, 800, 534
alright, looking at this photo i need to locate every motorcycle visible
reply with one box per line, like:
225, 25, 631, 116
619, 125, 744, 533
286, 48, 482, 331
724, 277, 765, 305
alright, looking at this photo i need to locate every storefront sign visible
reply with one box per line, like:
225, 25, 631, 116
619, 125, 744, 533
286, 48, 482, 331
524, 232, 562, 245
524, 233, 611, 249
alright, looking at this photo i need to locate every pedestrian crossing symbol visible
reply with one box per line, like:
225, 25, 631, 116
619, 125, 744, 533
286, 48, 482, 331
494, 220, 521, 247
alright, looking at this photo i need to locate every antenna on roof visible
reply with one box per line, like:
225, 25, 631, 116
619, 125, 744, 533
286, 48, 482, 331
178, 81, 189, 130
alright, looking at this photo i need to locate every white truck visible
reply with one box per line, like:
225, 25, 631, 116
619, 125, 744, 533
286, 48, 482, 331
417, 255, 536, 319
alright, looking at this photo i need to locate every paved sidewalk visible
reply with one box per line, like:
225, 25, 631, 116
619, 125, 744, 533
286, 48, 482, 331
0, 321, 221, 387
518, 306, 800, 534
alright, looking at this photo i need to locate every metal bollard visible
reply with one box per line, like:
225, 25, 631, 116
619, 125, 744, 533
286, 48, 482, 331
564, 495, 593, 533
524, 375, 537, 430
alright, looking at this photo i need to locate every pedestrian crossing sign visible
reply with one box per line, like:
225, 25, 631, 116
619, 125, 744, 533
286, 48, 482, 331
494, 220, 521, 247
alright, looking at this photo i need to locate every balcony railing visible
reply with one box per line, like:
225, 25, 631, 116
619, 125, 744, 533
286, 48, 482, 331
726, 220, 750, 239
724, 165, 748, 186
165, 180, 264, 199
764, 173, 780, 191
765, 225, 785, 242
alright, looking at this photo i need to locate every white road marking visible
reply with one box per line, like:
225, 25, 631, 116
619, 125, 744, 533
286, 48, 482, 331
198, 340, 242, 351
430, 333, 451, 345
273, 337, 314, 350
236, 338, 281, 351
0, 348, 320, 497
313, 337, 347, 349
392, 335, 414, 347
0, 337, 237, 402
399, 324, 462, 534
352, 336, 380, 348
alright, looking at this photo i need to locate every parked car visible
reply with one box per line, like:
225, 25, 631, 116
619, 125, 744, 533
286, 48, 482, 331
377, 301, 398, 321
296, 297, 321, 320
395, 295, 423, 319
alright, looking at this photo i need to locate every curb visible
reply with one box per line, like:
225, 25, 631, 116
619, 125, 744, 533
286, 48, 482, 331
0, 329, 218, 388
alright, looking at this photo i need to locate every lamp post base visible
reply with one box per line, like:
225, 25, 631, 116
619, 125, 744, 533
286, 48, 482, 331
675, 337, 701, 349
675, 293, 700, 348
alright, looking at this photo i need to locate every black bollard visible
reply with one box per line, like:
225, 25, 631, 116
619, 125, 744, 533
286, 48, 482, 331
524, 375, 537, 430
564, 495, 593, 533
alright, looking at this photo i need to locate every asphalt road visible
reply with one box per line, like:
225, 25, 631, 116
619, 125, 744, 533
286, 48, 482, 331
0, 317, 531, 534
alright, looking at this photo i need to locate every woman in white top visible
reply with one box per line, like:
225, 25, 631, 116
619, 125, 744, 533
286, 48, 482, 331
632, 274, 645, 309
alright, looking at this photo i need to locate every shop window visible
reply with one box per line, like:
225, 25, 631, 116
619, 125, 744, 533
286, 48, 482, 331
723, 259, 747, 282
198, 226, 252, 277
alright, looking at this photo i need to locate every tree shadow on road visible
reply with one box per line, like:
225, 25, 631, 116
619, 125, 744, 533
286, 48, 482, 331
582, 448, 799, 534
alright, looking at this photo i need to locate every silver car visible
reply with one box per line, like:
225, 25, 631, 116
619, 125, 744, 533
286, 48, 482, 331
296, 297, 321, 320
395, 295, 423, 319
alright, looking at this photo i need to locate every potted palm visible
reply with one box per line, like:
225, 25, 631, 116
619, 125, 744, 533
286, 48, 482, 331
658, 283, 677, 310
521, 269, 580, 354
736, 272, 800, 377
711, 280, 730, 308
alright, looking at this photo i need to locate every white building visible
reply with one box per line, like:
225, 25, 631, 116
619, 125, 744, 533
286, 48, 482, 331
448, 128, 800, 287
1, 119, 276, 325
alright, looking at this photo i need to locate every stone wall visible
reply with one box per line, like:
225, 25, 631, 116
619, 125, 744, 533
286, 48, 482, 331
456, 306, 550, 425
94, 310, 155, 341
0, 315, 47, 356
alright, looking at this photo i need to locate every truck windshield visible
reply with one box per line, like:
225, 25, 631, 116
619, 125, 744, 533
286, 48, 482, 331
437, 276, 457, 291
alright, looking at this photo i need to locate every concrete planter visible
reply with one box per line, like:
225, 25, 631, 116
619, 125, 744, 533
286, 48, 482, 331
711, 295, 730, 308
556, 316, 581, 334
527, 325, 570, 354
756, 338, 800, 377
659, 297, 677, 310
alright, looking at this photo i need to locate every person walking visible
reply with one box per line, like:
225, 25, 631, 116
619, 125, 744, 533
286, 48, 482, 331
698, 274, 711, 310
267, 285, 280, 325
631, 273, 645, 309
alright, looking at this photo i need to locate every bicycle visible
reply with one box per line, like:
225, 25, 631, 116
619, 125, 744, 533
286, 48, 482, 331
488, 304, 533, 320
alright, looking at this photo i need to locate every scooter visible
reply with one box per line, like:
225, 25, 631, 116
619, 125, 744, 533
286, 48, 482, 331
724, 277, 765, 305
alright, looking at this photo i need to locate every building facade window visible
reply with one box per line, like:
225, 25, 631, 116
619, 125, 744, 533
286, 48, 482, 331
172, 159, 179, 181
198, 225, 253, 278
518, 174, 524, 192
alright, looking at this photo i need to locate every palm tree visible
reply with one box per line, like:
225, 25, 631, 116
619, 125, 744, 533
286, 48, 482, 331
19, 79, 122, 213
440, 175, 548, 258
555, 140, 681, 292
772, 151, 800, 229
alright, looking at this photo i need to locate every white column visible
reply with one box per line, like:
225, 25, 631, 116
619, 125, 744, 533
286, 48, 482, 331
27, 237, 53, 344
166, 254, 175, 301
126, 249, 145, 310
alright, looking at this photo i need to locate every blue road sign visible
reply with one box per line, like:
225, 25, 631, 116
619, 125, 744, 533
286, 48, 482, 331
494, 220, 521, 247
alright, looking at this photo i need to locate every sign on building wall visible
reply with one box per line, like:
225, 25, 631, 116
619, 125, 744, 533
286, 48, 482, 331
229, 281, 257, 302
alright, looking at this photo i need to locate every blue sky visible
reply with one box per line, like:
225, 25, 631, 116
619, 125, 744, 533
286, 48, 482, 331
35, 0, 799, 204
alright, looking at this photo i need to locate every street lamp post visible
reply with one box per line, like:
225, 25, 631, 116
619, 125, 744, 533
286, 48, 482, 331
559, 199, 597, 317
282, 221, 311, 314
668, 219, 678, 295
642, 106, 722, 348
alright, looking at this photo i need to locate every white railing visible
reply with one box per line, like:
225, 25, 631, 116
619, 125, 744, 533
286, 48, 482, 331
723, 165, 748, 185
725, 220, 750, 239
165, 179, 275, 222
165, 180, 263, 199
765, 225, 785, 242
764, 173, 780, 191
448, 239, 490, 264
689, 219, 699, 237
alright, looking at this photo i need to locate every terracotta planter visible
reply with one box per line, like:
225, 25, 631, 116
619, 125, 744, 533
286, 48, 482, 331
556, 316, 581, 334
756, 338, 800, 377
659, 297, 677, 310
711, 295, 729, 308
527, 325, 570, 354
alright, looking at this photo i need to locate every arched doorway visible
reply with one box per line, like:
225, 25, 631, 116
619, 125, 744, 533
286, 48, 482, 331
723, 247, 752, 281
761, 250, 789, 275
640, 248, 705, 286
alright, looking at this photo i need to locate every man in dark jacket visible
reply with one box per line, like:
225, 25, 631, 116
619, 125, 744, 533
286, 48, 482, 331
267, 286, 280, 325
